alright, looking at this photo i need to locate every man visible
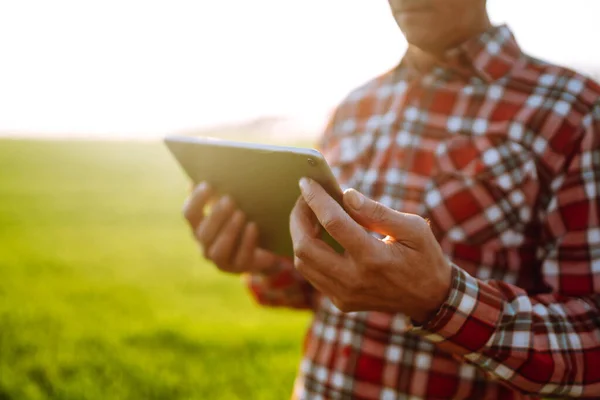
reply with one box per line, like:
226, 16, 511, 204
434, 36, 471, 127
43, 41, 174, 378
183, 0, 600, 398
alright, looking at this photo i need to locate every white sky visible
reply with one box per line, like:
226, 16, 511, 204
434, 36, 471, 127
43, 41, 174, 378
0, 0, 599, 138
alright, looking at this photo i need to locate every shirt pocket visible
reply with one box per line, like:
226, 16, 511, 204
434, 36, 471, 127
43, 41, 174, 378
423, 135, 538, 249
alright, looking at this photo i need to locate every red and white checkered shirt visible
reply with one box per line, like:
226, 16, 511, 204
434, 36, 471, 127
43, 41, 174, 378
246, 25, 600, 399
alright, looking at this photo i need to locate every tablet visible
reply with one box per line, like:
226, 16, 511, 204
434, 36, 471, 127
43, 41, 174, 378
164, 135, 344, 258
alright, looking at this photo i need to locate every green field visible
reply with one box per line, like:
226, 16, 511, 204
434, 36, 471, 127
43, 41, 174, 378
0, 139, 311, 399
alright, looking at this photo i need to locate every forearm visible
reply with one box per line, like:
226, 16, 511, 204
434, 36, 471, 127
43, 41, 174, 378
244, 257, 317, 310
410, 265, 600, 398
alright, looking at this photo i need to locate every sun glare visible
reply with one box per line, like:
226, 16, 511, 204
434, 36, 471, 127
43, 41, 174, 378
0, 0, 598, 139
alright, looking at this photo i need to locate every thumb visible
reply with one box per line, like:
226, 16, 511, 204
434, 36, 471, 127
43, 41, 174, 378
343, 189, 425, 241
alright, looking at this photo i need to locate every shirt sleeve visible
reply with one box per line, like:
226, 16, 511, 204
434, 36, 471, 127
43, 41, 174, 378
410, 103, 600, 398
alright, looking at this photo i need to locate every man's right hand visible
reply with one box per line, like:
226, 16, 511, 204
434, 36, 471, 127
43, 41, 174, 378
183, 182, 278, 274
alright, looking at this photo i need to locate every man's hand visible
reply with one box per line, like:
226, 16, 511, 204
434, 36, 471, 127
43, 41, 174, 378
183, 182, 277, 274
290, 178, 452, 324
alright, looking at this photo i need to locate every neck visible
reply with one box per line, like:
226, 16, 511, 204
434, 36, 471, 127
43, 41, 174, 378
410, 13, 493, 63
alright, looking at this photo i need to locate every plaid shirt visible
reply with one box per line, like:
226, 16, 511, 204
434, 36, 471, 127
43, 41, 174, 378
246, 25, 600, 399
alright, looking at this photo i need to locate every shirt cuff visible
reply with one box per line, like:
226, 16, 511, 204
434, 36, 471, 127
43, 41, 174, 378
409, 263, 504, 356
244, 257, 293, 289
243, 257, 316, 309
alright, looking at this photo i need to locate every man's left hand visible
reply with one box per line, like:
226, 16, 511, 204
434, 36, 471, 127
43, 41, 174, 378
290, 178, 453, 324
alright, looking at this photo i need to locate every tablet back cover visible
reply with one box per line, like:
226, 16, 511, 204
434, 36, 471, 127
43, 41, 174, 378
165, 136, 344, 258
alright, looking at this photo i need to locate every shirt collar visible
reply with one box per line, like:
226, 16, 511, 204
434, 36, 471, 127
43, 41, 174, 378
400, 24, 523, 82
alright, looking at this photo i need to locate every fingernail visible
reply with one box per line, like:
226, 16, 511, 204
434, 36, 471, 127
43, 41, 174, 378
299, 177, 312, 193
195, 181, 208, 193
231, 211, 243, 225
345, 189, 364, 210
220, 195, 232, 207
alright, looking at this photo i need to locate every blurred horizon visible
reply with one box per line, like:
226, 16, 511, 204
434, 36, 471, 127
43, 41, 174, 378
1, 0, 600, 142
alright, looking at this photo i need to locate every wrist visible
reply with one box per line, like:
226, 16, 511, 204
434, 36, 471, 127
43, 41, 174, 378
411, 264, 453, 325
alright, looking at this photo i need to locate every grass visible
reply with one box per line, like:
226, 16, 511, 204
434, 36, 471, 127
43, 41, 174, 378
0, 139, 311, 399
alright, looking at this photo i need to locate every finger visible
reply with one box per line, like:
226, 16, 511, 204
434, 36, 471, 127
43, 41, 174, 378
196, 195, 235, 252
207, 210, 246, 269
229, 222, 279, 274
289, 196, 326, 249
289, 197, 353, 296
292, 246, 348, 299
343, 188, 428, 243
232, 222, 258, 270
290, 196, 341, 265
182, 181, 213, 229
251, 248, 278, 273
298, 178, 372, 256
290, 195, 321, 238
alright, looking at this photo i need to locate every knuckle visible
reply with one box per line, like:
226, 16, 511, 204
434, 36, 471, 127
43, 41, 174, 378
293, 237, 312, 260
220, 199, 235, 214
355, 246, 377, 266
353, 239, 383, 265
321, 214, 342, 233
347, 277, 365, 293
231, 260, 242, 271
208, 247, 225, 266
303, 190, 317, 205
294, 257, 311, 276
412, 214, 427, 228
411, 215, 431, 236
234, 262, 249, 273
370, 202, 387, 223
182, 201, 197, 222
194, 225, 207, 244
233, 253, 248, 271
233, 210, 246, 226
206, 246, 217, 261
293, 257, 305, 271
